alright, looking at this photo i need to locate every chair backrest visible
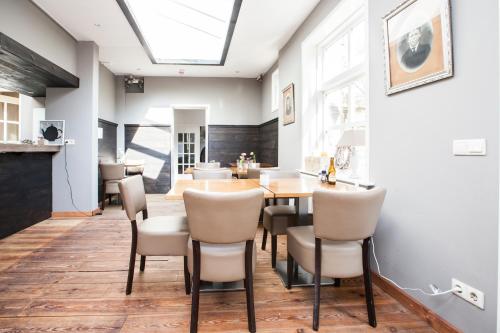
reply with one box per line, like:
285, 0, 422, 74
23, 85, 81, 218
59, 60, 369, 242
313, 187, 387, 241
183, 189, 264, 244
192, 168, 232, 180
118, 175, 147, 221
100, 163, 125, 181
260, 169, 300, 179
195, 162, 221, 169
247, 168, 261, 179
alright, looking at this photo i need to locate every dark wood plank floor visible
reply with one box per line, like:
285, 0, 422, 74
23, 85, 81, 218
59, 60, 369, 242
0, 195, 436, 332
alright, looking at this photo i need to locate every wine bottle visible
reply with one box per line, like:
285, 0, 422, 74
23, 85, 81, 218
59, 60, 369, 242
327, 157, 336, 185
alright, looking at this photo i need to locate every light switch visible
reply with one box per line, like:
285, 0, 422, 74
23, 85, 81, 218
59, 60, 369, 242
453, 139, 486, 156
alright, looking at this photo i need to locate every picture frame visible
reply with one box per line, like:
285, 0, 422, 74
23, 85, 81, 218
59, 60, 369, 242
382, 0, 453, 95
40, 120, 65, 146
282, 83, 295, 125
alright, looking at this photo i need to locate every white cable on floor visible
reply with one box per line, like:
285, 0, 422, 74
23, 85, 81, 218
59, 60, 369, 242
371, 238, 458, 297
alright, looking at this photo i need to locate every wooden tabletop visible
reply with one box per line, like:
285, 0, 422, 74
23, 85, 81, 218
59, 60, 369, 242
165, 179, 274, 200
260, 177, 365, 198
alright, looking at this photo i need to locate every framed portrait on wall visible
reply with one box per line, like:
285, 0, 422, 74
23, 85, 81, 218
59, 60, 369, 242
382, 0, 453, 95
282, 83, 295, 125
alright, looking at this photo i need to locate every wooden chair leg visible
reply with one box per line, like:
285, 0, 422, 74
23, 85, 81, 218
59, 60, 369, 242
101, 182, 106, 210
334, 278, 341, 287
184, 256, 191, 295
126, 221, 138, 295
140, 255, 146, 272
363, 238, 377, 328
271, 235, 277, 269
313, 238, 321, 331
190, 240, 201, 333
287, 252, 293, 289
245, 240, 256, 333
261, 228, 268, 250
294, 262, 299, 280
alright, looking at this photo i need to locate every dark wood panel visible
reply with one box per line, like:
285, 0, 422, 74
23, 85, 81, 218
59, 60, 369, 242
208, 125, 259, 167
258, 118, 278, 166
0, 33, 79, 97
124, 125, 171, 194
98, 119, 118, 203
0, 153, 52, 239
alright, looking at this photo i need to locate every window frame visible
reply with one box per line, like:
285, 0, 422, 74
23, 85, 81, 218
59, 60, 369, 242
0, 94, 21, 144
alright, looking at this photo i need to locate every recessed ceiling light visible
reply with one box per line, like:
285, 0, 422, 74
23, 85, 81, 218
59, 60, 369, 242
117, 0, 242, 65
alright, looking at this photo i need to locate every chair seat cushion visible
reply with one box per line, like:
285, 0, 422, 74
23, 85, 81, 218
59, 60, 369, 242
287, 226, 363, 278
263, 205, 297, 235
187, 237, 256, 283
105, 180, 121, 194
137, 216, 189, 256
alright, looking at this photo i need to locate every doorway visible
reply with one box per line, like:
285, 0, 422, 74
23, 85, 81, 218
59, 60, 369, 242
173, 108, 207, 181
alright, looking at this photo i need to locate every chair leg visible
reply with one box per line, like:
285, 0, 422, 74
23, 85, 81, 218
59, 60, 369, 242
190, 240, 201, 333
101, 183, 106, 210
126, 221, 138, 295
245, 240, 256, 333
184, 256, 191, 295
261, 228, 268, 250
140, 255, 146, 272
271, 235, 277, 269
363, 238, 377, 328
334, 278, 341, 287
313, 238, 321, 331
287, 252, 293, 289
294, 262, 299, 280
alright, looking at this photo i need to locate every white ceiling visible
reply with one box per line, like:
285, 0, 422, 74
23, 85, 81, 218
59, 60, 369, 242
33, 0, 320, 78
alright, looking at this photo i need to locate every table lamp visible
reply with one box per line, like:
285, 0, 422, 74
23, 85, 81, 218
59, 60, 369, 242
338, 129, 365, 178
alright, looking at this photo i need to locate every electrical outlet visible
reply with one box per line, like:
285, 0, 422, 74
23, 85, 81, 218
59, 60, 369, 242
452, 278, 484, 309
65, 139, 75, 145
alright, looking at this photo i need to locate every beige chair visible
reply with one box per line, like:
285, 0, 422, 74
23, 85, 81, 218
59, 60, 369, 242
195, 162, 220, 169
286, 188, 386, 330
260, 170, 301, 268
119, 175, 190, 296
125, 159, 145, 176
183, 189, 264, 333
247, 167, 280, 179
99, 163, 125, 210
192, 168, 232, 180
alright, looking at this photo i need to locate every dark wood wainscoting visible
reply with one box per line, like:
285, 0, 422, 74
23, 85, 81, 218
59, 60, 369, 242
258, 118, 278, 166
208, 119, 278, 167
124, 124, 171, 194
208, 125, 259, 167
0, 153, 52, 239
98, 119, 118, 203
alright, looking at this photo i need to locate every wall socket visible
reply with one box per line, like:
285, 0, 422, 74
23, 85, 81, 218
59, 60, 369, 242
65, 139, 75, 145
452, 278, 484, 309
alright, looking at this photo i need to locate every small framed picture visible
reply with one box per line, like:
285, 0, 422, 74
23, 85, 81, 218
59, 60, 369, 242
282, 83, 295, 126
40, 120, 65, 146
382, 0, 453, 95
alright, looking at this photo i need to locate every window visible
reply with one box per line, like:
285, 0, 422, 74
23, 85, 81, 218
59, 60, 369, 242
0, 93, 20, 143
271, 69, 279, 112
302, 0, 368, 180
178, 132, 196, 174
117, 0, 242, 65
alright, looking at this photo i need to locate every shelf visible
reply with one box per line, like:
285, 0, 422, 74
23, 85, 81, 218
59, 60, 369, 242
0, 144, 61, 153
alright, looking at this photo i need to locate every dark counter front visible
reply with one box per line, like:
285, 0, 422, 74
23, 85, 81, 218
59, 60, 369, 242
0, 151, 54, 238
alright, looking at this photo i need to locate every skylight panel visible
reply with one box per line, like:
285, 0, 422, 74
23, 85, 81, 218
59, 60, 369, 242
117, 0, 242, 65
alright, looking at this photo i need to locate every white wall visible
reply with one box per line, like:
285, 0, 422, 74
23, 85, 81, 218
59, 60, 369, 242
115, 76, 262, 151
267, 0, 500, 331
98, 64, 116, 123
0, 0, 77, 75
261, 62, 279, 123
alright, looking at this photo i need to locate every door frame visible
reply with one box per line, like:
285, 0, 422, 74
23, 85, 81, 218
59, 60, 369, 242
171, 104, 210, 184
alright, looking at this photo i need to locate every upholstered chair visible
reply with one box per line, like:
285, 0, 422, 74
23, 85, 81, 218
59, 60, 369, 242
286, 187, 387, 330
119, 175, 190, 296
99, 163, 125, 210
195, 162, 221, 169
183, 189, 264, 333
260, 169, 301, 268
192, 168, 232, 180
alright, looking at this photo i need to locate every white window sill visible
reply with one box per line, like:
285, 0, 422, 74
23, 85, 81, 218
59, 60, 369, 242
297, 169, 375, 189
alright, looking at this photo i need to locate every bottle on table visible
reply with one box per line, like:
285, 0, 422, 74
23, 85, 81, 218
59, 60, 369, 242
327, 157, 336, 185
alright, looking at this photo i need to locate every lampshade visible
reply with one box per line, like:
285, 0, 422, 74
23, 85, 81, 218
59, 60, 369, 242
338, 129, 366, 146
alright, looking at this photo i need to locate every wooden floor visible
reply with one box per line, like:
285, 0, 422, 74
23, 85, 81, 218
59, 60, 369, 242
0, 195, 436, 332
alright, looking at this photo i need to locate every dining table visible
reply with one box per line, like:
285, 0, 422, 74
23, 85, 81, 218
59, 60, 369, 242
166, 175, 366, 289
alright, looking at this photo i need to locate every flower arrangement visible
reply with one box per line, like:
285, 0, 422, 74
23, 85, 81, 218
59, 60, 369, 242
239, 152, 256, 162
